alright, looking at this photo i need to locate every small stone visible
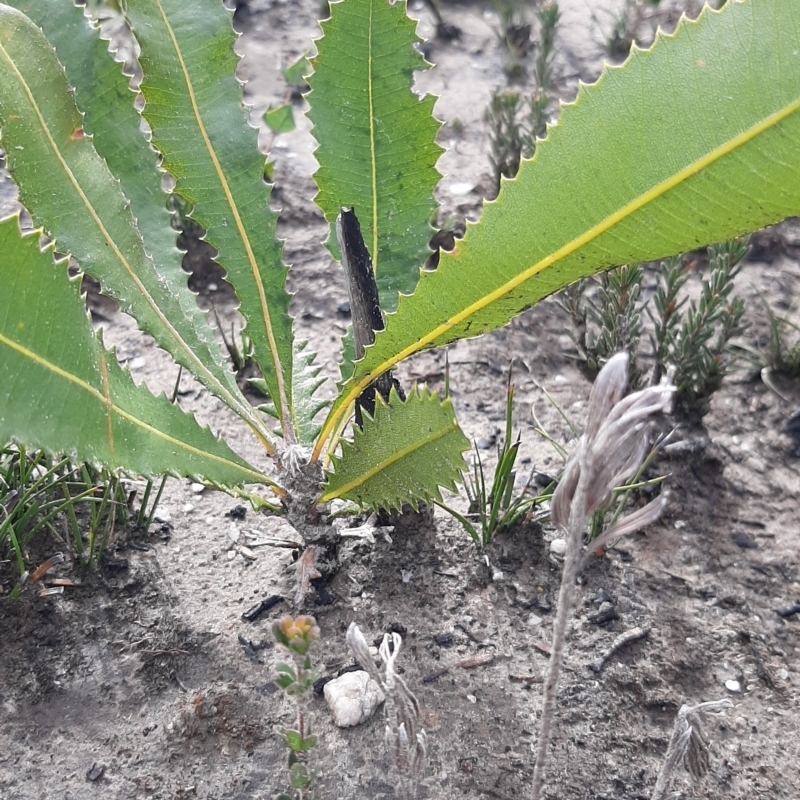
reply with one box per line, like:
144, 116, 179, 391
155, 509, 172, 523
725, 679, 742, 693
778, 668, 789, 681
86, 763, 105, 782
550, 538, 567, 556
324, 671, 385, 727
466, 694, 477, 703
228, 523, 240, 544
227, 549, 237, 561
182, 503, 195, 513
730, 532, 757, 549
449, 181, 474, 196
129, 356, 146, 370
190, 482, 205, 494
527, 613, 542, 627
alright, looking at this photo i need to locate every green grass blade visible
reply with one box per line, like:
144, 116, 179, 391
320, 386, 468, 510
123, 0, 294, 439
308, 0, 442, 311
315, 0, 800, 455
0, 217, 272, 489
0, 3, 274, 449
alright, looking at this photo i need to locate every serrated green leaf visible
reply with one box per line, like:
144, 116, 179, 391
291, 340, 329, 446
315, 0, 800, 456
0, 218, 270, 488
308, 0, 441, 312
321, 386, 468, 510
265, 103, 296, 134
122, 0, 294, 438
0, 0, 274, 451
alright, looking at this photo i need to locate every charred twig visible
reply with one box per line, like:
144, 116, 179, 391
588, 625, 651, 674
336, 208, 404, 426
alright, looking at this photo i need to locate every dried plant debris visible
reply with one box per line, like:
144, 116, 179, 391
347, 623, 428, 800
651, 699, 733, 800
532, 352, 675, 800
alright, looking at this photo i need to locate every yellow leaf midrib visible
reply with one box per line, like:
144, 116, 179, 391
0, 330, 270, 485
151, 0, 292, 443
0, 35, 274, 453
312, 95, 800, 461
319, 398, 460, 502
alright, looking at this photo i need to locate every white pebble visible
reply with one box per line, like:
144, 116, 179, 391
527, 613, 542, 627
725, 679, 742, 693
778, 668, 789, 681
182, 503, 194, 513
550, 538, 567, 556
324, 671, 385, 727
190, 482, 205, 494
228, 522, 240, 544
129, 356, 146, 370
466, 694, 477, 704
449, 181, 474, 196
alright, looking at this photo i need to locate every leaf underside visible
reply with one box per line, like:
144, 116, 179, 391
321, 386, 469, 511
0, 2, 273, 448
317, 0, 800, 454
122, 0, 294, 437
309, 0, 442, 313
0, 217, 268, 488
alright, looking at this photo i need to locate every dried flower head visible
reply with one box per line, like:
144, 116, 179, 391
651, 699, 733, 800
551, 352, 675, 532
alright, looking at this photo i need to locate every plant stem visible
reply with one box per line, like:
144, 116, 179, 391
531, 446, 589, 799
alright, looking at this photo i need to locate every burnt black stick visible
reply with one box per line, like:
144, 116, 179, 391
335, 207, 404, 427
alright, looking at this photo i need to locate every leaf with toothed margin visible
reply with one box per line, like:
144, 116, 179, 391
0, 1, 275, 452
308, 0, 442, 313
320, 386, 469, 511
291, 340, 329, 447
314, 0, 800, 459
255, 340, 329, 446
120, 0, 294, 440
0, 217, 272, 490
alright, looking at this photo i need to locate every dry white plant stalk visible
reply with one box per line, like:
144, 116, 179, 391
651, 699, 733, 800
347, 623, 428, 800
531, 352, 676, 800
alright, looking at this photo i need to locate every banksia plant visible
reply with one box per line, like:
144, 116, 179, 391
347, 623, 427, 800
532, 352, 675, 799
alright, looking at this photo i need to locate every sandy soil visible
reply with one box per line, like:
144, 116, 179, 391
1, 1, 799, 799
